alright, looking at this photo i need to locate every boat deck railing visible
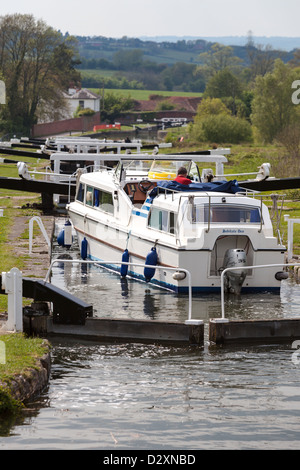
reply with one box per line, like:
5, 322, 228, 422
220, 263, 300, 320
45, 259, 298, 324
153, 187, 285, 238
44, 258, 200, 326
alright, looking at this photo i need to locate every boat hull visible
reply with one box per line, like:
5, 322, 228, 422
72, 220, 284, 294
66, 152, 286, 295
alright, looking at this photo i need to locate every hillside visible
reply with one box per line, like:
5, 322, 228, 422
76, 35, 296, 67
75, 35, 299, 93
140, 36, 300, 51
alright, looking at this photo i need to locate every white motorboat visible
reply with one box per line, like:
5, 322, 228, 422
66, 150, 286, 294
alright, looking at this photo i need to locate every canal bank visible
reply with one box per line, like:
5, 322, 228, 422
2, 210, 300, 417
2, 213, 300, 347
0, 333, 51, 414
0, 206, 54, 412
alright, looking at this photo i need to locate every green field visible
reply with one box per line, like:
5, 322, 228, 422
89, 88, 202, 100
145, 50, 200, 65
79, 68, 203, 99
77, 45, 201, 66
81, 68, 115, 77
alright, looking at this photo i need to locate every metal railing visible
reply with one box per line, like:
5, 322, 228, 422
44, 258, 201, 325
220, 263, 300, 319
284, 215, 300, 260
29, 216, 51, 254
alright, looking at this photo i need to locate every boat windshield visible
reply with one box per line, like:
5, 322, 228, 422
114, 159, 200, 182
114, 160, 152, 182
188, 204, 262, 224
123, 160, 153, 172
148, 160, 189, 180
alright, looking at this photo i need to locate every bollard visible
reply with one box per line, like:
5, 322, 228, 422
1, 267, 23, 332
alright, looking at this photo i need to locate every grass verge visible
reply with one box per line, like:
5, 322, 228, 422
0, 333, 49, 415
0, 153, 47, 312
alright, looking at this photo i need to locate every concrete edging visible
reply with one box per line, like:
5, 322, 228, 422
209, 318, 300, 344
25, 315, 204, 346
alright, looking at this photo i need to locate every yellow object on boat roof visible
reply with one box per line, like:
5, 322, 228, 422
148, 170, 176, 180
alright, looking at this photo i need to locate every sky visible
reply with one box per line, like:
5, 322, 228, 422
1, 0, 300, 39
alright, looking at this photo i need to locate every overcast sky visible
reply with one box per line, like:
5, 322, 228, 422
1, 0, 299, 38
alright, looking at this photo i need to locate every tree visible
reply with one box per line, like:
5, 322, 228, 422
194, 97, 230, 119
251, 59, 300, 142
200, 114, 252, 143
113, 49, 144, 70
204, 69, 243, 99
161, 62, 198, 91
289, 49, 300, 68
101, 91, 134, 123
0, 14, 81, 134
198, 43, 242, 76
203, 68, 244, 115
246, 31, 283, 80
189, 97, 252, 143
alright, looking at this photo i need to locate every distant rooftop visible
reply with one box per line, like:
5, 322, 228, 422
68, 88, 100, 100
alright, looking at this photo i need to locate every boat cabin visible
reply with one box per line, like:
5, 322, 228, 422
68, 152, 286, 294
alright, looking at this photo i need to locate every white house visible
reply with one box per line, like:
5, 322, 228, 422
65, 88, 101, 117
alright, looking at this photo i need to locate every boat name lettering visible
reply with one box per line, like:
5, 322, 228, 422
222, 229, 244, 233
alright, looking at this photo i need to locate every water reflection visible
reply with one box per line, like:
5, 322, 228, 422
50, 257, 300, 325
50, 219, 300, 324
1, 221, 300, 449
2, 338, 300, 450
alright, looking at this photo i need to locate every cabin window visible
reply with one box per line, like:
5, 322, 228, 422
76, 183, 84, 203
169, 211, 177, 234
100, 190, 114, 214
82, 184, 114, 214
148, 207, 177, 234
86, 186, 94, 206
92, 188, 113, 214
94, 189, 100, 207
188, 204, 261, 224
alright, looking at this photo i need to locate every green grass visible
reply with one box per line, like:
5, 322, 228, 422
0, 153, 51, 415
145, 50, 199, 65
0, 150, 48, 195
0, 206, 14, 268
81, 68, 116, 77
77, 46, 200, 65
0, 202, 32, 313
0, 333, 49, 414
0, 333, 47, 382
89, 88, 202, 100
0, 157, 46, 312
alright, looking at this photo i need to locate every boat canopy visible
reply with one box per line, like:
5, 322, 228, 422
149, 179, 242, 198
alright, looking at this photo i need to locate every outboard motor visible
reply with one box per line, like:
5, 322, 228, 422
223, 248, 247, 295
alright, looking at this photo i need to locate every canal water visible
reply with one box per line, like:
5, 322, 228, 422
1, 221, 300, 449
